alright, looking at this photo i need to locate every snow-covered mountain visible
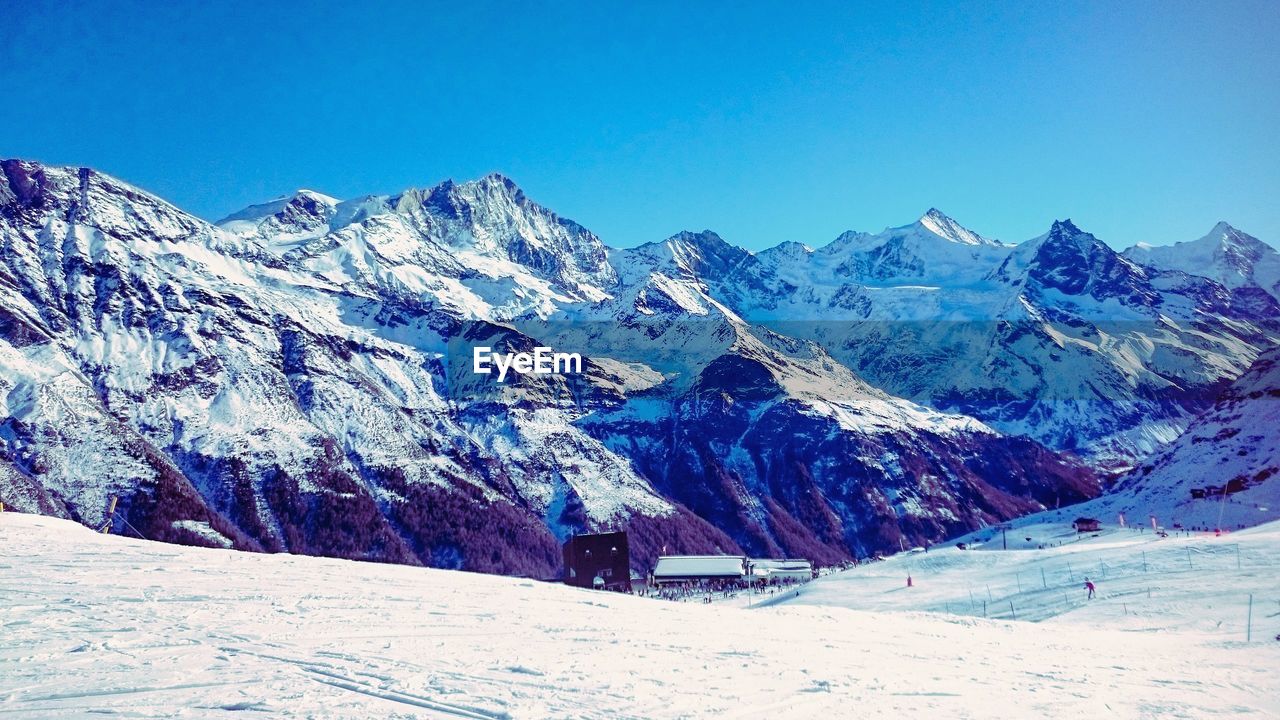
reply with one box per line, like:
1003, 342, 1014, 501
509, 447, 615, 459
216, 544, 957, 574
1124, 221, 1280, 301
660, 213, 1279, 467
1, 157, 1274, 575
1055, 343, 1280, 530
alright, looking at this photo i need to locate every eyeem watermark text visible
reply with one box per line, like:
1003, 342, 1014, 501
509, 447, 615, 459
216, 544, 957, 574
473, 346, 582, 382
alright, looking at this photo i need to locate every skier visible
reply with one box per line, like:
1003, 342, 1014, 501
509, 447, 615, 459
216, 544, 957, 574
1084, 578, 1096, 599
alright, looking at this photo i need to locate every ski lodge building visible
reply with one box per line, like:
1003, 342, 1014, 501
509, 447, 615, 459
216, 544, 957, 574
652, 555, 747, 585
747, 558, 814, 582
650, 556, 815, 585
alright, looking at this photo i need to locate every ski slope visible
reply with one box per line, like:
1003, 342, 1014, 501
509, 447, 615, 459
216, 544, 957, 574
2, 513, 1278, 719
773, 522, 1280, 635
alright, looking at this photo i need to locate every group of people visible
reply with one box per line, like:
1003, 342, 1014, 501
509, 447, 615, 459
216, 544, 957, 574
645, 575, 811, 604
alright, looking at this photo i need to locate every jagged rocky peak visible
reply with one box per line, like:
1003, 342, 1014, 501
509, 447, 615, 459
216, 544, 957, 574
410, 172, 538, 224
1031, 218, 1104, 258
1048, 217, 1084, 239
665, 229, 745, 263
618, 230, 756, 288
917, 207, 1000, 246
399, 173, 620, 295
1021, 219, 1162, 306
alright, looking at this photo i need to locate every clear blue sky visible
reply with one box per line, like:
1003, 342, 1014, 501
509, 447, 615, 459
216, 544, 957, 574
3, 0, 1278, 250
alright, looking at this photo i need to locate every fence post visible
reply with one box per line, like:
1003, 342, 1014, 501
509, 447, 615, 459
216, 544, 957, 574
1016, 573, 1022, 593
1142, 551, 1147, 573
1041, 567, 1047, 588
1247, 594, 1253, 642
101, 496, 118, 534
1186, 546, 1193, 569
983, 600, 987, 618
1009, 600, 1016, 620
1236, 544, 1241, 570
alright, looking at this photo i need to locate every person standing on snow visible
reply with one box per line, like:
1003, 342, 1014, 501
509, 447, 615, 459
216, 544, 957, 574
1084, 578, 1096, 599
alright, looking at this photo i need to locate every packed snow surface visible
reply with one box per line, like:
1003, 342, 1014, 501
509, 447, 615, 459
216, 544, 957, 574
3, 514, 1278, 719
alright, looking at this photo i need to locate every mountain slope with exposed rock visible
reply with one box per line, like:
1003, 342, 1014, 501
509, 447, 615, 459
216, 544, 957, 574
2, 157, 1275, 574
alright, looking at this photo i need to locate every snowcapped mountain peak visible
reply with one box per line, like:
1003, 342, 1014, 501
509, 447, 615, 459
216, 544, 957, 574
217, 189, 337, 224
293, 188, 339, 205
916, 208, 999, 246
1122, 221, 1280, 298
478, 171, 519, 189
1033, 219, 1115, 255
1209, 220, 1236, 235
1199, 221, 1269, 254
217, 188, 340, 242
414, 172, 529, 215
619, 230, 753, 284
666, 229, 732, 254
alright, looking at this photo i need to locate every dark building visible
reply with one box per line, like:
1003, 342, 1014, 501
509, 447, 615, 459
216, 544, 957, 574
1073, 517, 1101, 532
562, 531, 630, 591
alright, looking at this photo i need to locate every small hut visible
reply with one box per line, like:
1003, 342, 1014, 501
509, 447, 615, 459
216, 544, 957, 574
1072, 517, 1101, 533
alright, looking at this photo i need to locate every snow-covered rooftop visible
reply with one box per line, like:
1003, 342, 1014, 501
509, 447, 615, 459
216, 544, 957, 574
653, 555, 746, 578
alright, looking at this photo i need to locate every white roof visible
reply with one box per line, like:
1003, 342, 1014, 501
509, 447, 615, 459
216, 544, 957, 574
749, 558, 812, 571
653, 555, 746, 578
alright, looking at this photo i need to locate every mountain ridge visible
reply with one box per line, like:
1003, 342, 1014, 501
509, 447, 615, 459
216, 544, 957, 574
2, 157, 1276, 577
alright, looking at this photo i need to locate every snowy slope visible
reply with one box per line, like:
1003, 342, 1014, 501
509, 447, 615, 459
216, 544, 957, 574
2, 512, 1277, 719
776, 517, 1280, 646
1002, 344, 1280, 532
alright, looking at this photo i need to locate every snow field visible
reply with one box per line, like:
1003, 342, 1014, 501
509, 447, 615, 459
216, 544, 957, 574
777, 522, 1280, 641
2, 513, 1278, 719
